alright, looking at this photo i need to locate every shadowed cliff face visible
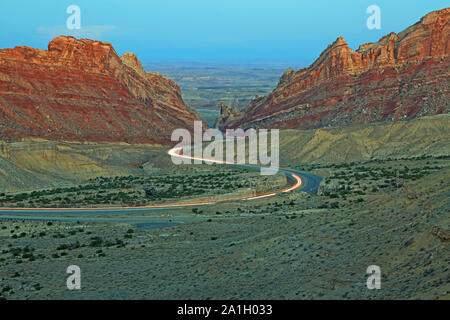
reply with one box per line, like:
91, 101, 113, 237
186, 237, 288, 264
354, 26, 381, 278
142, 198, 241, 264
0, 36, 202, 144
216, 8, 450, 131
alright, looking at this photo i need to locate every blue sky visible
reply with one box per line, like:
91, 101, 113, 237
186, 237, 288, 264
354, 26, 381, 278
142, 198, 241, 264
0, 1, 447, 65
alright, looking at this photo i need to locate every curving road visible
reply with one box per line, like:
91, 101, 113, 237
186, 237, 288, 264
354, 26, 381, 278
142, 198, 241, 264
0, 145, 322, 220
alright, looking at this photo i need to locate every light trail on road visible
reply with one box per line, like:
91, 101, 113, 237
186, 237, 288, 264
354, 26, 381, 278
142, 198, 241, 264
0, 144, 310, 213
168, 145, 303, 202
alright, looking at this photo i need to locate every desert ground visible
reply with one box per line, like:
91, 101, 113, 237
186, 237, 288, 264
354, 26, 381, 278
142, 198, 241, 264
0, 116, 448, 299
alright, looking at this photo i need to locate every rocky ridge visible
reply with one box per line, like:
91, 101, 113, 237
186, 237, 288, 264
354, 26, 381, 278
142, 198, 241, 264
0, 36, 202, 144
216, 8, 449, 130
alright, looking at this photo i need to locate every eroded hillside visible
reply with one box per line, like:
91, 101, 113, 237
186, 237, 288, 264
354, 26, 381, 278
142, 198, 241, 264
216, 8, 449, 131
0, 36, 202, 144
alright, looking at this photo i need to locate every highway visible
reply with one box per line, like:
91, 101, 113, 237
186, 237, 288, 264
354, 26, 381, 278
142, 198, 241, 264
0, 145, 322, 221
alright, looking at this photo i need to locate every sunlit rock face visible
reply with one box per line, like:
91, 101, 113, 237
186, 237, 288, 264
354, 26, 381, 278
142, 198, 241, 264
0, 36, 201, 144
216, 8, 449, 131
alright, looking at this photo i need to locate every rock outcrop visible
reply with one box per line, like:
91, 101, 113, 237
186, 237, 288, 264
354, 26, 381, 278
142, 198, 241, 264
214, 102, 245, 129
216, 8, 449, 131
0, 36, 202, 144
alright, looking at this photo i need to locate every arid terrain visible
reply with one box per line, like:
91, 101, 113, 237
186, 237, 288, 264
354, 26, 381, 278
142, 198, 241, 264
0, 6, 448, 301
0, 114, 448, 300
0, 154, 448, 300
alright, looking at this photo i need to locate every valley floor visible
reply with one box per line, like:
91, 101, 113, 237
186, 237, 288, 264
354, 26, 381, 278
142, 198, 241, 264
0, 157, 448, 300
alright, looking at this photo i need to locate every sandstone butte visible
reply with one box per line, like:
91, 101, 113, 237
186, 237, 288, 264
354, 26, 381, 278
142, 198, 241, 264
0, 36, 202, 144
215, 8, 450, 131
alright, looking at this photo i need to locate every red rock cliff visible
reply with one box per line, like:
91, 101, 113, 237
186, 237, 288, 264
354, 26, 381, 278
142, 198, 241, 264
216, 8, 449, 130
0, 36, 202, 144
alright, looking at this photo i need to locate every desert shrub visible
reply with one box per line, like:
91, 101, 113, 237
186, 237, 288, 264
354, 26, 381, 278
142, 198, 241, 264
89, 236, 103, 247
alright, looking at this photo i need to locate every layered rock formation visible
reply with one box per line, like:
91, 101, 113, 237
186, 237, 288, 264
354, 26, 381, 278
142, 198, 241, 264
216, 8, 449, 130
277, 114, 449, 165
0, 36, 202, 144
214, 102, 245, 129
